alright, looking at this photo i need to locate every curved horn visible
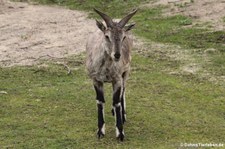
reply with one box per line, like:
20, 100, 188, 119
118, 9, 138, 28
94, 8, 113, 28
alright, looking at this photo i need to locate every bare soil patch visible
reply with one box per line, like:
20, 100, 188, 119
146, 0, 225, 30
0, 0, 95, 67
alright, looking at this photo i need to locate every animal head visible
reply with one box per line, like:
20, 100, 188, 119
94, 8, 137, 62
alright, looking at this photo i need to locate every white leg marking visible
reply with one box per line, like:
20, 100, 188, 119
96, 100, 104, 105
116, 126, 124, 137
123, 92, 126, 111
116, 127, 120, 137
115, 102, 121, 107
124, 92, 126, 121
101, 123, 105, 135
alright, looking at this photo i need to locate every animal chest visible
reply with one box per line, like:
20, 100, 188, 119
97, 60, 121, 83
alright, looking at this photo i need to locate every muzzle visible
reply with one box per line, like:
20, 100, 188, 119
114, 52, 121, 61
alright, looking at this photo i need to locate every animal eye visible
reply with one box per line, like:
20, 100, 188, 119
105, 35, 110, 41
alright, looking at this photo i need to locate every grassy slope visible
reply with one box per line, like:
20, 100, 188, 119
0, 54, 224, 148
1, 0, 225, 148
134, 8, 225, 76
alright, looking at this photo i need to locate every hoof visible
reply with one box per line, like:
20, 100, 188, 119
117, 133, 124, 141
97, 124, 105, 139
97, 130, 105, 139
116, 127, 124, 141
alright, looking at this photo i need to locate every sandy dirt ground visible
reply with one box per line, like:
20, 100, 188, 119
1, 0, 224, 67
0, 0, 223, 84
147, 0, 225, 30
0, 0, 95, 67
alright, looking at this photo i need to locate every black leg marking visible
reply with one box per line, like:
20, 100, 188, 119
94, 85, 105, 103
113, 86, 124, 141
97, 102, 105, 138
115, 104, 124, 141
113, 87, 121, 106
94, 84, 105, 139
111, 86, 120, 117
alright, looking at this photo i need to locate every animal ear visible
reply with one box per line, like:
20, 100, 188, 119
96, 20, 106, 32
124, 23, 136, 32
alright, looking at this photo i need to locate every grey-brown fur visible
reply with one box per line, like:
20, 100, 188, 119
86, 8, 137, 141
86, 29, 132, 83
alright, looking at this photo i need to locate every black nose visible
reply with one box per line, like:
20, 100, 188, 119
114, 53, 121, 59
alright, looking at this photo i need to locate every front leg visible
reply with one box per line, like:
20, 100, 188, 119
112, 80, 124, 141
121, 87, 126, 124
93, 80, 105, 138
121, 71, 129, 124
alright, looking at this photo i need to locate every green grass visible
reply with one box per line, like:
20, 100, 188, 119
2, 0, 225, 148
31, 0, 148, 18
0, 54, 224, 148
133, 8, 224, 77
134, 9, 225, 52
